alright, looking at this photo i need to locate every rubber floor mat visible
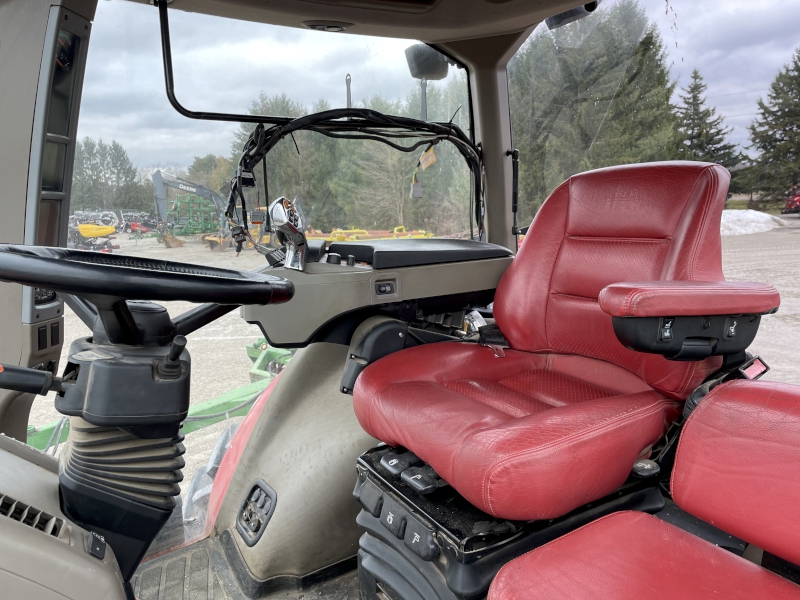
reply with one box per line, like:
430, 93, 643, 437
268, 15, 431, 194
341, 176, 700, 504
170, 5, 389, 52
132, 536, 358, 599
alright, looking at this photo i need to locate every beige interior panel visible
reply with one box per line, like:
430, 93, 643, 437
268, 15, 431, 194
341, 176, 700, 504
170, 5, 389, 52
0, 0, 92, 437
214, 342, 378, 582
0, 434, 126, 600
127, 0, 578, 42
243, 257, 511, 346
0, 318, 64, 441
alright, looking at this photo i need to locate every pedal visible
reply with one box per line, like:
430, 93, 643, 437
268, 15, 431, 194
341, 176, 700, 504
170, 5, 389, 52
401, 465, 439, 494
380, 450, 421, 476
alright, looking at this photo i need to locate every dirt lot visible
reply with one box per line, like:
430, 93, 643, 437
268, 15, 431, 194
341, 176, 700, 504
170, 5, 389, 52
722, 217, 800, 384
26, 219, 800, 491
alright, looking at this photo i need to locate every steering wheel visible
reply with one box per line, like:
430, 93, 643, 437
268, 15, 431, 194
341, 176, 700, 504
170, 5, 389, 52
0, 245, 293, 344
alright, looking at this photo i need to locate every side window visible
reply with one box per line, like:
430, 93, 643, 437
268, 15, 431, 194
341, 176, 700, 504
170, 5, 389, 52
509, 1, 679, 224
507, 0, 800, 385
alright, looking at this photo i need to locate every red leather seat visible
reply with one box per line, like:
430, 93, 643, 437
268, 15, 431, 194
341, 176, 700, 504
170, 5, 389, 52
488, 380, 800, 599
354, 162, 736, 521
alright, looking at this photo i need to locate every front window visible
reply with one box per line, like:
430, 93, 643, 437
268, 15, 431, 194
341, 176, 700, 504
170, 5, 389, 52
30, 0, 475, 538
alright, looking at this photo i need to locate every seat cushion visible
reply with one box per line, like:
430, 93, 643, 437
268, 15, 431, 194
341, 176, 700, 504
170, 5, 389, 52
489, 511, 800, 600
354, 343, 679, 520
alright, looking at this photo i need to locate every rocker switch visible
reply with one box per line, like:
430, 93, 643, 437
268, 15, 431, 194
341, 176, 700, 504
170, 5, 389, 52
725, 317, 738, 339
87, 532, 106, 560
375, 281, 395, 296
659, 318, 675, 342
401, 465, 439, 495
380, 451, 421, 476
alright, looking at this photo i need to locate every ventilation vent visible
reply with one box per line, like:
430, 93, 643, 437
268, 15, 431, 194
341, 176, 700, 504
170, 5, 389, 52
0, 493, 63, 537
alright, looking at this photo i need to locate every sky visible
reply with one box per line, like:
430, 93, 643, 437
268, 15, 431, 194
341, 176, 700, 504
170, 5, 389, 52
76, 0, 800, 169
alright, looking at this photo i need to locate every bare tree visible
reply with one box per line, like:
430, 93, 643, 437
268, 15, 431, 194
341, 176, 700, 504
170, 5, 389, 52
352, 143, 416, 229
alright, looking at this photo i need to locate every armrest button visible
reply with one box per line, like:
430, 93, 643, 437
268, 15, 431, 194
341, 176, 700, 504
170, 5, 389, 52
659, 317, 675, 342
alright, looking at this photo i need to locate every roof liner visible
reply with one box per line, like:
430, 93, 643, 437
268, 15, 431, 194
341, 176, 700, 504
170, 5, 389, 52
129, 0, 582, 42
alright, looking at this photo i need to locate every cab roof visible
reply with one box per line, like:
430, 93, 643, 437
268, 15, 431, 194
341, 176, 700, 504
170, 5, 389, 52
131, 0, 580, 42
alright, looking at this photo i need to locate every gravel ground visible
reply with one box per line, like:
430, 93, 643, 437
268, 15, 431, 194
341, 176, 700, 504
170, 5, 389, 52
26, 219, 800, 493
723, 216, 800, 385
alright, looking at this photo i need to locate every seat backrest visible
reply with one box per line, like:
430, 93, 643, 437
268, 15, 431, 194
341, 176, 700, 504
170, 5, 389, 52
672, 380, 800, 566
494, 161, 729, 399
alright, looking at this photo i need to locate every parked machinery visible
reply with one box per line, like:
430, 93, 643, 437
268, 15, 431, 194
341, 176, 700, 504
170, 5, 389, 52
152, 170, 231, 249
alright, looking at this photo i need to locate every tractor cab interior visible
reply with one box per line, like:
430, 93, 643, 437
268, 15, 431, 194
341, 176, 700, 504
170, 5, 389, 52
0, 1, 798, 599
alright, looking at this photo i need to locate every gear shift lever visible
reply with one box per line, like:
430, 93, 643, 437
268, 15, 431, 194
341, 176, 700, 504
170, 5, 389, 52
269, 197, 307, 271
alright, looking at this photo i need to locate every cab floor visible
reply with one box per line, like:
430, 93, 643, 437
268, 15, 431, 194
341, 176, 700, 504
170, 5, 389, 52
132, 536, 359, 600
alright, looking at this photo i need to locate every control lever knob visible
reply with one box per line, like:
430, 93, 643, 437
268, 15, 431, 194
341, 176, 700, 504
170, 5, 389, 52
326, 253, 342, 265
0, 363, 56, 395
167, 335, 187, 362
346, 255, 356, 267
157, 335, 187, 380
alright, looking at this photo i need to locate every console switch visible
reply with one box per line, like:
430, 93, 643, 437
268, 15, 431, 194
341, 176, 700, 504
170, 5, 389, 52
380, 450, 421, 476
404, 520, 439, 561
401, 465, 439, 495
375, 281, 395, 295
380, 497, 407, 539
88, 532, 106, 560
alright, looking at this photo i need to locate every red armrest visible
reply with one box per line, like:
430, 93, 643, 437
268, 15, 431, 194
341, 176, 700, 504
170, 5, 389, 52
599, 281, 780, 317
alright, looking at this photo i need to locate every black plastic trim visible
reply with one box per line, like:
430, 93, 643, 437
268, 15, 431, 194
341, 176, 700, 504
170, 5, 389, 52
612, 314, 761, 360
327, 239, 512, 269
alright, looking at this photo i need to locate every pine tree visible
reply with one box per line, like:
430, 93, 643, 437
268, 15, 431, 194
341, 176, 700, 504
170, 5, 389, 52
508, 0, 679, 224
71, 138, 152, 211
748, 47, 800, 207
675, 69, 739, 167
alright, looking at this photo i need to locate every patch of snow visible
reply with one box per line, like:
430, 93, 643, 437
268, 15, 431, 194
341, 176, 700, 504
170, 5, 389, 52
720, 209, 785, 236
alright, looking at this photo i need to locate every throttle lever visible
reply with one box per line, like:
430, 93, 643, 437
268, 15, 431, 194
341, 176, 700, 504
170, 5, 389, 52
0, 363, 62, 395
155, 335, 187, 380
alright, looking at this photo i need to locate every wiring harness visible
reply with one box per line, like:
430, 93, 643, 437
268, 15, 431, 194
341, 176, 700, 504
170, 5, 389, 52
224, 108, 485, 252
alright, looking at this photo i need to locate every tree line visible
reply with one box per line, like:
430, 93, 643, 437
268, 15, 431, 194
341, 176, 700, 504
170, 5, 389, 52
71, 138, 154, 212
71, 0, 800, 231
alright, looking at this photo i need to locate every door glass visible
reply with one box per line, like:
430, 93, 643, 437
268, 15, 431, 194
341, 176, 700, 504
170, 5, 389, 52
507, 0, 800, 387
29, 0, 474, 552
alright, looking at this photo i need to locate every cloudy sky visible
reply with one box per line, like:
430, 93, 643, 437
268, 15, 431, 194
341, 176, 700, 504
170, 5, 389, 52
76, 0, 799, 169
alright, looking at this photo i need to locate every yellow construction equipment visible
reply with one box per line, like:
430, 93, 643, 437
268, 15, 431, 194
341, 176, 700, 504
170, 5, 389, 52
77, 224, 116, 238
306, 226, 434, 243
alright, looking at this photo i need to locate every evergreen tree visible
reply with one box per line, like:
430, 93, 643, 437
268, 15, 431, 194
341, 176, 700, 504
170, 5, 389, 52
508, 0, 678, 223
71, 137, 151, 211
675, 69, 739, 167
748, 47, 800, 208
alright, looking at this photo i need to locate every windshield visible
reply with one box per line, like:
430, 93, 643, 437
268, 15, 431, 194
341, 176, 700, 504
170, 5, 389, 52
30, 0, 474, 538
72, 2, 473, 240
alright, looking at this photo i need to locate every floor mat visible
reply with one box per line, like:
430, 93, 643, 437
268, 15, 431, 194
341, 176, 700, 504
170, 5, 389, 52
132, 536, 359, 600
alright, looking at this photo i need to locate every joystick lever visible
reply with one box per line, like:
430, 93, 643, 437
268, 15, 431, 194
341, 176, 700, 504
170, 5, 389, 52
156, 335, 187, 380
